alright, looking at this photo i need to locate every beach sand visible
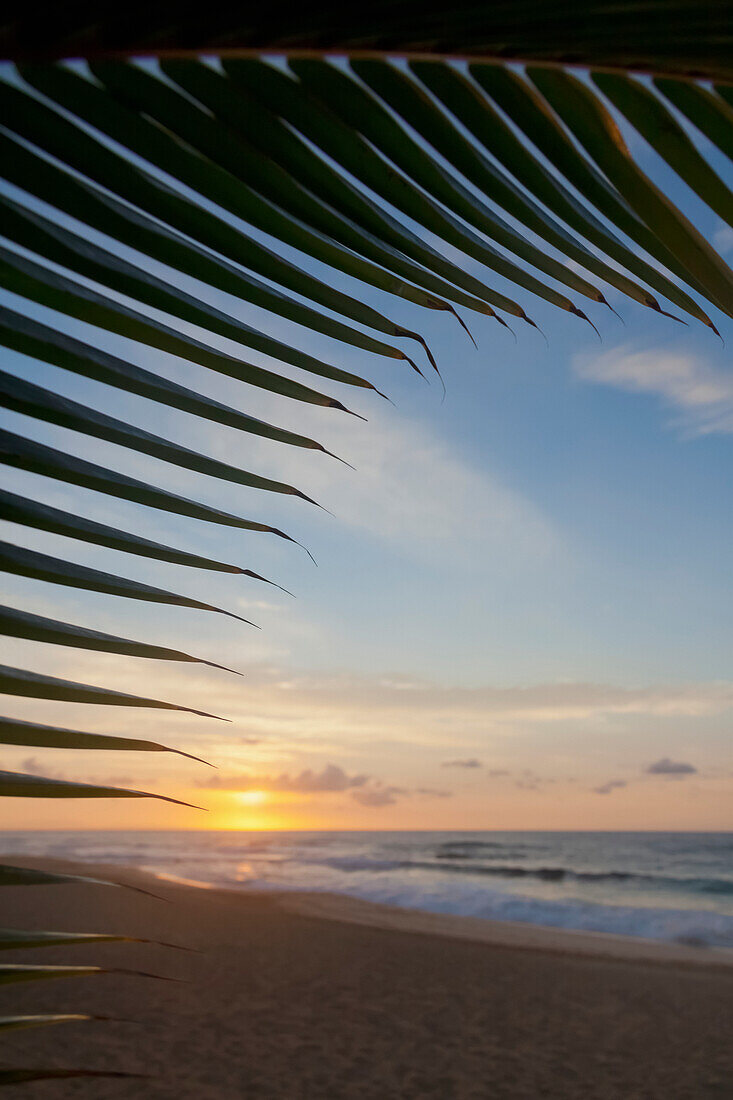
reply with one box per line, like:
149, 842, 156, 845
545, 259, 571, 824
2, 856, 732, 1098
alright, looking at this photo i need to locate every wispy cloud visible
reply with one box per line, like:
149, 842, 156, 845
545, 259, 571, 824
351, 783, 450, 807
197, 759, 452, 809
646, 757, 697, 777
198, 763, 368, 792
3, 650, 731, 819
5, 652, 733, 749
574, 345, 733, 435
222, 402, 561, 567
442, 758, 482, 769
20, 756, 62, 779
593, 779, 627, 795
351, 784, 405, 807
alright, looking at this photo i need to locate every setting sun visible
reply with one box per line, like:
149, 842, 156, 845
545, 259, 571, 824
236, 790, 269, 806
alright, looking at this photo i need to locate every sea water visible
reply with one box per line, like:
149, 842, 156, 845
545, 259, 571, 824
4, 830, 733, 947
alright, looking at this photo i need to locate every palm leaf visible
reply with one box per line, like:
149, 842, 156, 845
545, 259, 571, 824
0, 430, 302, 546
0, 365, 318, 502
341, 59, 653, 311
0, 198, 379, 407
1, 3, 732, 80
0, 606, 239, 674
0, 280, 350, 443
0, 716, 210, 763
0, 490, 267, 578
18, 62, 456, 325
415, 60, 715, 327
527, 67, 733, 316
224, 58, 579, 324
0, 1069, 145, 1084
0, 136, 382, 395
468, 64, 716, 312
0, 771, 201, 807
0, 665, 224, 719
293, 58, 611, 316
1, 78, 426, 374
592, 73, 733, 227
654, 80, 733, 163
90, 61, 499, 326
0, 543, 255, 624
163, 60, 524, 323
0, 1015, 92, 1033
0, 964, 174, 986
0, 929, 161, 950
0, 864, 163, 898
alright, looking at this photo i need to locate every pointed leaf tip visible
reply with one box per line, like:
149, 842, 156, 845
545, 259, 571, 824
403, 354, 427, 380
449, 308, 478, 349
574, 308, 603, 342
326, 449, 357, 471
202, 660, 242, 676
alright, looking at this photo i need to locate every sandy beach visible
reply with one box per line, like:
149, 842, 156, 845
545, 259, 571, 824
2, 857, 732, 1098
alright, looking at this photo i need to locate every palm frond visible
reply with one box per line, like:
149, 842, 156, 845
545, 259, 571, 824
0, 430, 300, 544
0, 964, 173, 986
655, 79, 733, 160
0, 863, 163, 896
0, 490, 275, 578
0, 665, 224, 719
0, 1015, 93, 1033
0, 771, 201, 806
0, 2, 730, 1083
0, 929, 161, 950
0, 716, 210, 762
0, 606, 239, 673
1, 1, 731, 80
0, 542, 255, 623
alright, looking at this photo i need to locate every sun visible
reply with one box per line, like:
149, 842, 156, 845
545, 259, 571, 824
236, 790, 268, 806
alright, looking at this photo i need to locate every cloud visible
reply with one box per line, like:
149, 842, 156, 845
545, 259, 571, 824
488, 769, 510, 777
7, 653, 731, 810
442, 758, 482, 769
351, 783, 451, 807
10, 649, 733, 741
593, 779, 627, 795
351, 784, 406, 807
21, 756, 59, 778
197, 759, 450, 808
574, 345, 733, 435
230, 403, 560, 567
199, 764, 368, 792
646, 757, 697, 777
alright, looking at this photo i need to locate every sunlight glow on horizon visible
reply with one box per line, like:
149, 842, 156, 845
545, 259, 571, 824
236, 790, 269, 806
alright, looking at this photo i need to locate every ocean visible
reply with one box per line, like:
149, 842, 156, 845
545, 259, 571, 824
4, 829, 733, 948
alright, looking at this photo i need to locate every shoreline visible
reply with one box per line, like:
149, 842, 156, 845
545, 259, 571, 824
2, 856, 733, 1097
279, 887, 733, 967
8, 854, 733, 968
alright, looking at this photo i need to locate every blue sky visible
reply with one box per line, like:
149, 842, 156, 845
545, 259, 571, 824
0, 59, 731, 830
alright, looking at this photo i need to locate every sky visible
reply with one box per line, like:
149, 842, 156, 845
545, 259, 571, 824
0, 59, 731, 832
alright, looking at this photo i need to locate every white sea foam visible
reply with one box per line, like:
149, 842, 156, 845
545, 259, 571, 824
4, 829, 733, 947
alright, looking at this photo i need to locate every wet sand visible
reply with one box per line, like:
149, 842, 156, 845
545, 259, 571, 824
2, 857, 732, 1098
